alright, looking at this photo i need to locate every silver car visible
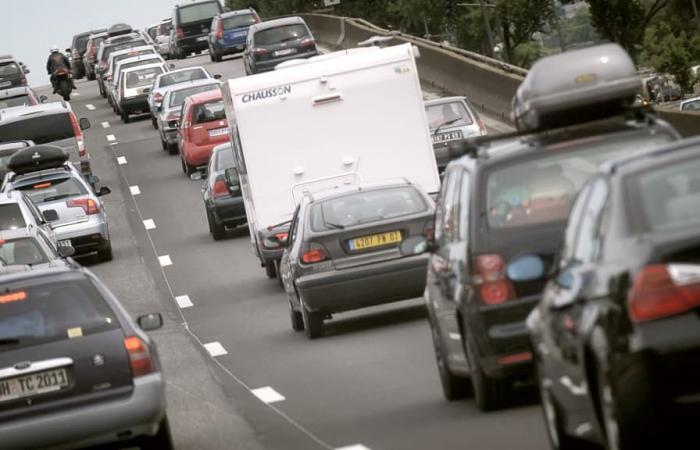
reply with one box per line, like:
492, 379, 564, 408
0, 190, 56, 241
147, 66, 216, 129
0, 226, 74, 268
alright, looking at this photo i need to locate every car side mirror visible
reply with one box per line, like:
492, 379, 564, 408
399, 236, 432, 256
42, 209, 59, 222
79, 118, 91, 131
507, 254, 545, 282
213, 73, 222, 79
39, 95, 48, 103
137, 313, 163, 331
225, 167, 239, 188
57, 245, 76, 258
97, 186, 112, 197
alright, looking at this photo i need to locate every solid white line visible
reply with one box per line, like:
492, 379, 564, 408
158, 255, 172, 267
143, 219, 156, 230
336, 446, 372, 450
117, 156, 127, 165
129, 185, 141, 195
101, 121, 110, 128
251, 386, 285, 404
204, 342, 228, 357
175, 295, 193, 309
106, 134, 116, 142
86, 104, 95, 110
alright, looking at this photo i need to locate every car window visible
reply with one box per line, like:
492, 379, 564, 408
178, 2, 221, 24
215, 147, 235, 171
0, 62, 21, 78
158, 69, 208, 88
559, 183, 591, 266
0, 113, 74, 145
254, 24, 309, 46
0, 95, 30, 109
193, 100, 225, 124
631, 155, 700, 232
458, 171, 471, 241
426, 101, 473, 130
74, 35, 90, 52
125, 66, 163, 89
16, 177, 87, 204
222, 14, 256, 29
571, 179, 608, 264
682, 100, 700, 111
310, 187, 428, 231
0, 204, 27, 230
442, 170, 463, 244
0, 277, 119, 350
486, 132, 673, 229
0, 238, 48, 265
434, 169, 456, 246
169, 84, 219, 107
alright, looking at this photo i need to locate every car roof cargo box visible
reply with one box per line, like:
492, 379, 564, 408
108, 23, 133, 37
8, 145, 68, 175
512, 43, 642, 132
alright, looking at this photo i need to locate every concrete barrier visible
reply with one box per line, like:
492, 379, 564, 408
656, 109, 700, 137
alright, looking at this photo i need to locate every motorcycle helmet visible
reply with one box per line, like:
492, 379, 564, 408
50, 45, 59, 53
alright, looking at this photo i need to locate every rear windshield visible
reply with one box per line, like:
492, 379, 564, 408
125, 66, 163, 88
178, 2, 222, 24
630, 155, 700, 232
114, 49, 155, 67
0, 63, 21, 79
254, 24, 309, 46
158, 68, 208, 88
74, 35, 90, 52
426, 101, 473, 130
169, 84, 219, 108
193, 100, 225, 123
0, 95, 30, 109
103, 39, 147, 62
215, 146, 234, 170
16, 177, 87, 204
0, 238, 48, 266
310, 187, 428, 231
681, 100, 700, 111
223, 14, 256, 30
147, 26, 159, 40
118, 59, 160, 79
158, 22, 172, 36
486, 132, 674, 229
0, 114, 74, 145
0, 277, 118, 350
0, 204, 26, 230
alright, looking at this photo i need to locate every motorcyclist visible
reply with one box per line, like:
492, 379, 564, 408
46, 45, 72, 94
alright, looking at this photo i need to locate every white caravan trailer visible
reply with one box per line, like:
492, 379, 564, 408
222, 43, 440, 278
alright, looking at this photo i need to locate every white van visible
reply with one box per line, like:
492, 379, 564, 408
222, 43, 440, 278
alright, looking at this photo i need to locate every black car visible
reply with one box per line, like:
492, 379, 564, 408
526, 137, 700, 450
170, 0, 223, 59
202, 143, 246, 239
69, 29, 107, 79
399, 44, 681, 411
0, 55, 29, 90
243, 16, 318, 75
0, 265, 171, 449
83, 31, 110, 81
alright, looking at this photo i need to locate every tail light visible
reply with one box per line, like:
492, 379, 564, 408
477, 116, 487, 136
253, 48, 268, 58
123, 336, 154, 377
20, 76, 27, 86
176, 27, 184, 38
69, 112, 87, 157
213, 178, 229, 198
473, 254, 515, 305
302, 243, 328, 264
67, 198, 100, 215
153, 92, 163, 104
215, 18, 224, 40
300, 37, 315, 47
628, 264, 700, 323
180, 120, 192, 139
254, 13, 261, 23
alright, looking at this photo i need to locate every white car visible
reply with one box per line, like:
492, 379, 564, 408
109, 54, 166, 111
680, 96, 700, 111
147, 66, 218, 129
118, 63, 167, 123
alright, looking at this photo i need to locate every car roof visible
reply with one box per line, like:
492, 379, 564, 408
0, 227, 37, 240
603, 135, 700, 177
165, 79, 220, 95
111, 45, 155, 58
0, 264, 86, 286
0, 141, 33, 152
120, 62, 165, 76
221, 8, 255, 18
250, 16, 304, 32
307, 179, 419, 204
0, 86, 32, 99
186, 89, 222, 104
176, 0, 220, 7
680, 96, 700, 106
424, 96, 467, 107
73, 29, 106, 39
0, 102, 70, 123
104, 34, 144, 46
0, 190, 24, 203
0, 55, 17, 63
157, 66, 207, 78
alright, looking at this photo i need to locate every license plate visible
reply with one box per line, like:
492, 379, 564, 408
57, 239, 71, 247
233, 31, 247, 37
274, 48, 295, 57
197, 36, 208, 42
348, 231, 402, 251
209, 127, 228, 137
432, 130, 463, 144
0, 368, 69, 403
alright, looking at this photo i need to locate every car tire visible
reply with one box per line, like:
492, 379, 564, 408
97, 242, 113, 262
181, 157, 196, 177
137, 416, 174, 450
99, 82, 106, 98
430, 321, 472, 400
207, 210, 226, 240
121, 110, 130, 123
466, 336, 510, 412
160, 136, 168, 151
275, 260, 284, 287
537, 362, 586, 450
168, 142, 179, 155
289, 300, 304, 332
301, 298, 323, 339
264, 262, 277, 279
151, 116, 158, 130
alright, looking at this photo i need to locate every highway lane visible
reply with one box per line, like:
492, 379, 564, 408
72, 53, 550, 450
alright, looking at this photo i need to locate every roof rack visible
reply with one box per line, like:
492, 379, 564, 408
108, 23, 133, 37
7, 145, 69, 175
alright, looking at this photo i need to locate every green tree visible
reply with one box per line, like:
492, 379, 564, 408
641, 23, 700, 92
494, 0, 556, 64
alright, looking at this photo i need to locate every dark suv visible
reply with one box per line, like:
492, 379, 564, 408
70, 29, 107, 79
400, 44, 681, 411
243, 17, 317, 75
171, 0, 223, 59
0, 55, 29, 90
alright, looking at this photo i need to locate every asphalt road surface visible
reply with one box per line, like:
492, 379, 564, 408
38, 52, 549, 450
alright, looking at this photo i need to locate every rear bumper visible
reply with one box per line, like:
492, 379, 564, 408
296, 254, 428, 313
120, 95, 149, 114
175, 36, 209, 52
0, 373, 166, 450
208, 197, 246, 226
253, 49, 319, 72
161, 127, 178, 145
182, 142, 220, 167
213, 40, 245, 54
54, 218, 110, 255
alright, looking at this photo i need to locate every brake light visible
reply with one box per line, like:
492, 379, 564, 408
473, 254, 514, 305
300, 37, 315, 47
33, 182, 52, 189
628, 264, 700, 323
153, 92, 163, 104
123, 336, 154, 377
498, 352, 533, 366
67, 198, 100, 215
213, 179, 229, 198
176, 27, 184, 38
69, 112, 87, 158
253, 48, 268, 56
302, 243, 328, 264
215, 18, 224, 40
477, 116, 487, 135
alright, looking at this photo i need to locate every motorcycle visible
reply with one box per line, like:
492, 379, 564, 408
53, 67, 73, 101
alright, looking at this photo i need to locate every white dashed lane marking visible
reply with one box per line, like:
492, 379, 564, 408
117, 156, 127, 165
143, 219, 156, 230
251, 386, 285, 404
158, 255, 172, 267
175, 295, 193, 309
129, 185, 141, 195
336, 446, 372, 450
106, 134, 116, 142
86, 104, 95, 111
73, 92, 80, 96
101, 121, 110, 128
204, 342, 228, 357
449, 332, 461, 340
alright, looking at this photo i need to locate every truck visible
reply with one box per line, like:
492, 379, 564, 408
221, 43, 441, 279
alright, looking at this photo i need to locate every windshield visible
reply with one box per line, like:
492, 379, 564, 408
0, 95, 31, 109
215, 146, 234, 171
158, 22, 172, 36
630, 155, 700, 233
178, 2, 222, 24
223, 14, 256, 30
0, 114, 74, 145
193, 100, 225, 123
125, 66, 164, 88
118, 59, 160, 80
169, 84, 219, 108
426, 101, 473, 130
310, 187, 428, 231
158, 68, 208, 88
486, 132, 674, 229
0, 63, 21, 79
254, 24, 309, 46
0, 278, 118, 350
0, 238, 48, 266
74, 35, 90, 52
0, 204, 26, 230
17, 177, 87, 204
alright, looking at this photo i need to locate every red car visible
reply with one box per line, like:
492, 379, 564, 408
178, 89, 229, 176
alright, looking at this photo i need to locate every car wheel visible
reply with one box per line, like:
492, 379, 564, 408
181, 157, 196, 176
151, 116, 158, 130
121, 110, 130, 123
430, 321, 472, 400
207, 210, 226, 240
301, 298, 323, 339
99, 82, 106, 98
168, 142, 179, 155
275, 260, 284, 287
537, 362, 585, 450
289, 300, 304, 332
264, 262, 277, 279
137, 416, 174, 450
97, 242, 113, 262
466, 336, 510, 412
160, 136, 168, 151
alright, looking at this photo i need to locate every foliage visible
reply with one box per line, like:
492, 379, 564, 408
641, 23, 700, 92
494, 0, 555, 64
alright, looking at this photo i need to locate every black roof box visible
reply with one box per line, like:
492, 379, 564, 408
8, 145, 69, 175
512, 43, 642, 132
108, 23, 133, 37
